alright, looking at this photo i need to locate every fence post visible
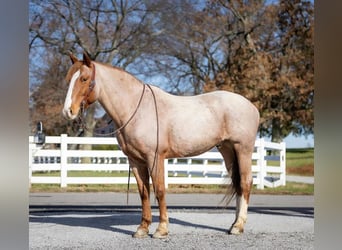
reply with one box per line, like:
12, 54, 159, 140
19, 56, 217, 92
257, 138, 266, 189
280, 142, 286, 186
28, 138, 34, 188
60, 134, 68, 187
164, 159, 169, 189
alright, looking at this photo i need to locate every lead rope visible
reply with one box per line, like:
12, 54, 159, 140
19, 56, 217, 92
78, 83, 146, 205
126, 85, 159, 205
127, 84, 159, 205
77, 83, 160, 205
127, 165, 131, 204
78, 84, 146, 137
146, 84, 160, 200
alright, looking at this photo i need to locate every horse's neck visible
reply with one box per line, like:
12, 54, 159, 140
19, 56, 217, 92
95, 63, 144, 128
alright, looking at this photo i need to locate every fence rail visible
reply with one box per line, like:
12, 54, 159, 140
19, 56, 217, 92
29, 134, 286, 189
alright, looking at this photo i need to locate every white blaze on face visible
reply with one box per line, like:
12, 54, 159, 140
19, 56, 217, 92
63, 70, 80, 120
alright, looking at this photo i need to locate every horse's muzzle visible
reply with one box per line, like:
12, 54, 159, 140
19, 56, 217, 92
63, 107, 78, 120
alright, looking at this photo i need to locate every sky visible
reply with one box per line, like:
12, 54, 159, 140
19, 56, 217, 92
29, 0, 314, 149
279, 133, 314, 148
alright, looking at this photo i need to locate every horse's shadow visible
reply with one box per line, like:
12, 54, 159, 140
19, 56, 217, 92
29, 210, 228, 236
29, 205, 314, 237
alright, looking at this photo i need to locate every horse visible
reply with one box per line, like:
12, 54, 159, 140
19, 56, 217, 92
62, 52, 260, 238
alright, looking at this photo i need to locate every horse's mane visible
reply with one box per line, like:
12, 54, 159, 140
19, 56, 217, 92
94, 61, 126, 73
94, 61, 145, 85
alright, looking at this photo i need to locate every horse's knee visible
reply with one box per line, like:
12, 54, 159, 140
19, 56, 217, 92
155, 187, 165, 200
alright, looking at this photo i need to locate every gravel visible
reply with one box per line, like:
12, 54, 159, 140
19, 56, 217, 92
30, 210, 313, 249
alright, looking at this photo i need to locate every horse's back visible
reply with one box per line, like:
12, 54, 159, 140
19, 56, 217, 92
157, 89, 259, 157
198, 90, 259, 121
160, 89, 259, 130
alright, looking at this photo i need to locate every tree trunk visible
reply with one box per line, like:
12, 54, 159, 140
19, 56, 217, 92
79, 105, 96, 163
271, 118, 282, 143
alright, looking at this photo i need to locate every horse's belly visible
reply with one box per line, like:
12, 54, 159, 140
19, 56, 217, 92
166, 116, 223, 158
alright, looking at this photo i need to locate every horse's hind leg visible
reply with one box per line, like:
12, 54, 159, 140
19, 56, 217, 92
229, 143, 254, 235
218, 141, 253, 234
131, 161, 152, 238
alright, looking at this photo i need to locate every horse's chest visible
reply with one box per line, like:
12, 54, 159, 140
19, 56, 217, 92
116, 135, 130, 155
116, 134, 146, 161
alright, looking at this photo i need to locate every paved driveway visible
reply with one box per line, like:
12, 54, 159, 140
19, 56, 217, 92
30, 193, 314, 249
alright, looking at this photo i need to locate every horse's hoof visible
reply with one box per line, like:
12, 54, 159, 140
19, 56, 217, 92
228, 226, 244, 235
152, 230, 168, 239
132, 228, 149, 238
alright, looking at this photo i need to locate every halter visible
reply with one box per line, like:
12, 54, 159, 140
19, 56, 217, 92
76, 63, 160, 204
77, 64, 148, 137
81, 63, 96, 109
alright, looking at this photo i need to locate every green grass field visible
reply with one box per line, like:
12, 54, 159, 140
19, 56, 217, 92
286, 148, 314, 176
30, 148, 314, 194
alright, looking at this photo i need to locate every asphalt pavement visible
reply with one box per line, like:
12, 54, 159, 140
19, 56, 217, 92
29, 192, 314, 211
29, 192, 314, 249
29, 192, 314, 226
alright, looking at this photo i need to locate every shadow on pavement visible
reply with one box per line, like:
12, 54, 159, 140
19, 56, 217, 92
30, 204, 314, 219
29, 212, 228, 236
29, 203, 313, 237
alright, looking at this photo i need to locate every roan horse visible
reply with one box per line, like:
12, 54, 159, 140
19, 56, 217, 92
63, 52, 260, 238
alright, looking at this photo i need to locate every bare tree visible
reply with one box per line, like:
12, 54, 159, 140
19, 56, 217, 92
30, 51, 74, 135
29, 0, 161, 136
29, 0, 314, 143
161, 0, 314, 142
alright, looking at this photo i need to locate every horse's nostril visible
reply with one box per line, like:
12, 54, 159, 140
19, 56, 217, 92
69, 108, 73, 115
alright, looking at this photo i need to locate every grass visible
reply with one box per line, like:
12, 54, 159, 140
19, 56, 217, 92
33, 171, 128, 177
30, 148, 314, 195
30, 182, 313, 195
286, 148, 314, 176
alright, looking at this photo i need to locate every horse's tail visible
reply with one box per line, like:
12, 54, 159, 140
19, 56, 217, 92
222, 147, 241, 206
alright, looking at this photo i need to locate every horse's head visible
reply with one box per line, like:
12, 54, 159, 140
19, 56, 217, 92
63, 52, 97, 120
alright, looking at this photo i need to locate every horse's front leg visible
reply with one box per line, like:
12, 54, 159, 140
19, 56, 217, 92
130, 161, 152, 238
149, 156, 169, 239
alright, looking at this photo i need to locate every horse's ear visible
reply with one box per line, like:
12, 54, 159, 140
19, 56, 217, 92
69, 52, 78, 64
83, 52, 92, 67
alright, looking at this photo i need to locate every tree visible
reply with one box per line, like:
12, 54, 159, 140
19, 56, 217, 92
29, 0, 160, 135
29, 51, 74, 135
271, 0, 314, 139
142, 0, 226, 94
29, 0, 314, 143
158, 0, 314, 142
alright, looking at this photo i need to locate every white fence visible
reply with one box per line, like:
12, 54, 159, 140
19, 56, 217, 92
29, 134, 286, 190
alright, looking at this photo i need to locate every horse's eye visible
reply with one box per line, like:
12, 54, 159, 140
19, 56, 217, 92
80, 77, 88, 83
